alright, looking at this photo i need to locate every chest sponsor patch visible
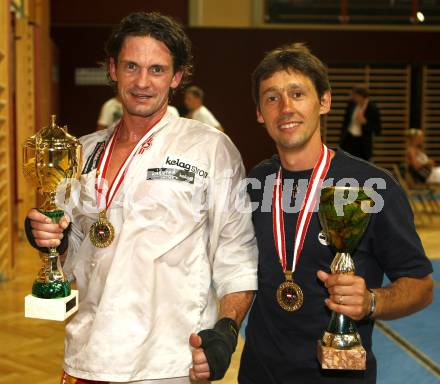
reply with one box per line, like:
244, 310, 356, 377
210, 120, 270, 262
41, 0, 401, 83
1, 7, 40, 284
164, 155, 208, 178
82, 141, 106, 174
147, 168, 195, 184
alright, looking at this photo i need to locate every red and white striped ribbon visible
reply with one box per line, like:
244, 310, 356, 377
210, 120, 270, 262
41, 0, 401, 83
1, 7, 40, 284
272, 144, 331, 273
95, 120, 160, 210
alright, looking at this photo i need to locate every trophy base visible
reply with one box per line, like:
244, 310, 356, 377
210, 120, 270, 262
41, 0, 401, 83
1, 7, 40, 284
317, 340, 366, 370
25, 290, 78, 321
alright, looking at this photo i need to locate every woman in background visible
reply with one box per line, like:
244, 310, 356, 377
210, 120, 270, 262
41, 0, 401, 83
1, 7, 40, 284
406, 128, 440, 184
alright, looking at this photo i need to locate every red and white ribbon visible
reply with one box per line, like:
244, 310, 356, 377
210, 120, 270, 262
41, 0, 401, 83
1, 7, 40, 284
95, 121, 159, 210
272, 144, 331, 273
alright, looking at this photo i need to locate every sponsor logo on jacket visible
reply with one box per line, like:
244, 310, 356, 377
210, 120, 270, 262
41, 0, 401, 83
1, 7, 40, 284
147, 168, 195, 184
164, 156, 208, 178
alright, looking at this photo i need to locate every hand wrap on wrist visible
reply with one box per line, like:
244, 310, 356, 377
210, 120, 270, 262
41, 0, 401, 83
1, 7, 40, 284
197, 317, 239, 381
24, 216, 70, 255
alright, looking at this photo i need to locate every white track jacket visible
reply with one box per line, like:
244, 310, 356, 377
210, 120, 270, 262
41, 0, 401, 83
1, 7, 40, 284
61, 112, 258, 381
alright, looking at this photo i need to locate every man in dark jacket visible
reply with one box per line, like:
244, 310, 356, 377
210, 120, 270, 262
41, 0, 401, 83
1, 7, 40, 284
340, 85, 382, 161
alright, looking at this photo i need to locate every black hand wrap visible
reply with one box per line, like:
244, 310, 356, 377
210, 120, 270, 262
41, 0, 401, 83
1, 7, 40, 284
197, 317, 239, 381
24, 216, 70, 255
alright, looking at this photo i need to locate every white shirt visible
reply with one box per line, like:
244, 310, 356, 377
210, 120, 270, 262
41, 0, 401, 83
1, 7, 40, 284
167, 105, 180, 117
348, 105, 362, 137
97, 97, 123, 127
61, 112, 257, 382
190, 105, 221, 130
415, 150, 429, 165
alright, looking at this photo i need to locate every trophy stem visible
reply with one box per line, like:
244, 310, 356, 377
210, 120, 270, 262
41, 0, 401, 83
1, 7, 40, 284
32, 251, 71, 299
321, 251, 363, 350
41, 191, 59, 212
32, 209, 71, 299
330, 252, 355, 274
322, 312, 363, 349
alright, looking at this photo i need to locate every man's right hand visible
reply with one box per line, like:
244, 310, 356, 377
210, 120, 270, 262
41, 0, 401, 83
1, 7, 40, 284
26, 209, 69, 248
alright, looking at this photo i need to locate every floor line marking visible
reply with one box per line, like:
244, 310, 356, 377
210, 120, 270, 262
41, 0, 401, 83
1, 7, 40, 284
376, 320, 440, 379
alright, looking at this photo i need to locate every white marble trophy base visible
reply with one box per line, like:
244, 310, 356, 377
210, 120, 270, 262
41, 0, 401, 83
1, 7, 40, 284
25, 290, 78, 321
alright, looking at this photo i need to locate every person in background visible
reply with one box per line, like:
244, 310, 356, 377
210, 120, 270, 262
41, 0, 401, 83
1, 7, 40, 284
340, 85, 382, 161
238, 42, 433, 384
96, 96, 123, 131
25, 11, 257, 384
167, 104, 180, 117
406, 128, 440, 184
184, 85, 223, 132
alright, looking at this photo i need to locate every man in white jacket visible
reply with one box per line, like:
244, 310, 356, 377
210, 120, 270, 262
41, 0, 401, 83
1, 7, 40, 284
184, 86, 223, 132
26, 12, 257, 384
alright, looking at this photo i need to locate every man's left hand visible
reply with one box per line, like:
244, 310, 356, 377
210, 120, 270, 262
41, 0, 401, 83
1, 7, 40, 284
189, 333, 211, 381
317, 270, 371, 320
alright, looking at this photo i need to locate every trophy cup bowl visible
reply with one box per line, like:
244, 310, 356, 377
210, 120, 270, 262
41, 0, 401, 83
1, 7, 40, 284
317, 186, 372, 370
23, 115, 82, 321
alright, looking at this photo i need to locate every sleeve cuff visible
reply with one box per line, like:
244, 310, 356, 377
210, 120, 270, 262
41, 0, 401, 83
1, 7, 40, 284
216, 276, 258, 299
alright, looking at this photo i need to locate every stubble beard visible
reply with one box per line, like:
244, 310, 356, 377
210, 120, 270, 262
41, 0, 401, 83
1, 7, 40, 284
125, 104, 156, 118
120, 85, 168, 118
275, 129, 310, 151
124, 95, 168, 119
275, 124, 319, 152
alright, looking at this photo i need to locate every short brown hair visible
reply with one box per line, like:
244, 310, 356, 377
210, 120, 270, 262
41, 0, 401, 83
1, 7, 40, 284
251, 42, 330, 106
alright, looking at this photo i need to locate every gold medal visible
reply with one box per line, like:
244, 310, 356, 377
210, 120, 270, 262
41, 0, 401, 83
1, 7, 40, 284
89, 210, 115, 248
276, 271, 304, 312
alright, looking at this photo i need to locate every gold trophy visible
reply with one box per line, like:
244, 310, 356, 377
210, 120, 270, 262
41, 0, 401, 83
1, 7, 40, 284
317, 186, 372, 370
23, 115, 82, 321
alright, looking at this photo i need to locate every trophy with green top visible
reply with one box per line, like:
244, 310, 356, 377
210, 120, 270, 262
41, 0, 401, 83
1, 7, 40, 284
23, 115, 82, 321
317, 186, 373, 370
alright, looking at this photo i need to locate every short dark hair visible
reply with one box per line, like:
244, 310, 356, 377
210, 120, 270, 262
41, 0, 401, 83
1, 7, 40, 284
104, 12, 193, 91
185, 85, 204, 100
352, 85, 369, 98
251, 42, 330, 106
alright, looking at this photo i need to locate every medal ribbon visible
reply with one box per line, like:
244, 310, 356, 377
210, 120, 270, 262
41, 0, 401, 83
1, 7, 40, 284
272, 144, 331, 274
95, 120, 161, 211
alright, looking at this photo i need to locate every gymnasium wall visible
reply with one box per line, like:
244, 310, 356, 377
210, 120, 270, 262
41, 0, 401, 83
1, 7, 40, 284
51, 24, 440, 171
